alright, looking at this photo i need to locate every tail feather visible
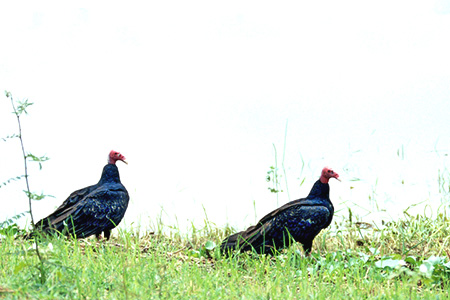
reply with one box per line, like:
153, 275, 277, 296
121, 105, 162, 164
26, 214, 77, 240
220, 231, 245, 252
221, 220, 301, 255
24, 218, 61, 240
220, 224, 279, 255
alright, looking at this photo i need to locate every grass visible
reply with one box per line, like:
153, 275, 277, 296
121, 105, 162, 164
1, 212, 450, 299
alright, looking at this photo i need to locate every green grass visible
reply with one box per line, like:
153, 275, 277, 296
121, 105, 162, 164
1, 213, 450, 299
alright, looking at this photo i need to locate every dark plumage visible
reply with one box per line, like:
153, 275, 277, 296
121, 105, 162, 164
221, 167, 339, 255
34, 150, 129, 240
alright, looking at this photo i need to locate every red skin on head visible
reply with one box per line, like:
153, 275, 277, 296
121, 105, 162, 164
108, 150, 127, 165
320, 167, 339, 183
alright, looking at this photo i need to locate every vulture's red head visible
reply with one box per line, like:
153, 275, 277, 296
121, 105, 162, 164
320, 167, 340, 183
108, 150, 127, 165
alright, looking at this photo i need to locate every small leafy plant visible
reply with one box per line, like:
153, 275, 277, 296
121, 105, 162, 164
4, 91, 52, 283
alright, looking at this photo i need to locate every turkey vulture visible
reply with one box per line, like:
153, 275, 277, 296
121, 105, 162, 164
34, 150, 129, 240
221, 167, 339, 255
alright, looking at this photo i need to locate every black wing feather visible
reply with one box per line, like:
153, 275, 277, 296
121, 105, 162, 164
221, 202, 330, 254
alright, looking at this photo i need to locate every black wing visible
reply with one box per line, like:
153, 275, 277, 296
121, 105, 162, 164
34, 184, 97, 230
35, 184, 129, 239
221, 200, 331, 253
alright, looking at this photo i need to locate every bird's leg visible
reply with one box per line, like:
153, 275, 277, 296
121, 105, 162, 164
302, 241, 313, 256
104, 229, 111, 240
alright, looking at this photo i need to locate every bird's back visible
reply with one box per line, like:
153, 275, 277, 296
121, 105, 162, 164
65, 182, 129, 238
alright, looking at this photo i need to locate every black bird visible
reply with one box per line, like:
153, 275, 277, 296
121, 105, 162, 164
221, 167, 340, 255
34, 150, 129, 240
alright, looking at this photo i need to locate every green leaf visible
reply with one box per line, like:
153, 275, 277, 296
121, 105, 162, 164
419, 262, 434, 277
16, 99, 33, 115
368, 247, 379, 255
23, 191, 54, 201
205, 240, 216, 251
1, 133, 19, 142
424, 256, 443, 266
358, 252, 370, 263
404, 256, 417, 266
13, 262, 27, 274
26, 153, 50, 170
188, 249, 201, 258
1, 175, 25, 187
375, 259, 406, 269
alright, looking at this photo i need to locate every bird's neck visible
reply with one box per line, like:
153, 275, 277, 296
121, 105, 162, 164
98, 164, 121, 184
306, 179, 330, 200
320, 176, 330, 184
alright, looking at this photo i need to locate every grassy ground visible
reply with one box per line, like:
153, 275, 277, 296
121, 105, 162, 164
1, 213, 450, 299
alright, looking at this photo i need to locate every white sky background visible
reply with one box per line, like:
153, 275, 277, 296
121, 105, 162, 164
1, 1, 450, 233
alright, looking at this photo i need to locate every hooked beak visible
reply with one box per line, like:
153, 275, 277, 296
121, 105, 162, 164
333, 173, 341, 182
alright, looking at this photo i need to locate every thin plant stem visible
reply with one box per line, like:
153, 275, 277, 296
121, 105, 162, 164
9, 93, 46, 283
9, 98, 36, 228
